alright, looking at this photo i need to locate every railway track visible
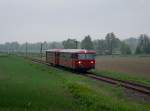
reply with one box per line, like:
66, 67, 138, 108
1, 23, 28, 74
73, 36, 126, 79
85, 73, 150, 96
30, 58, 150, 96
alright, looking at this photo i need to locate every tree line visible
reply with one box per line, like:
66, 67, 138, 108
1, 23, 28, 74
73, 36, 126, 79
63, 33, 131, 55
0, 33, 150, 55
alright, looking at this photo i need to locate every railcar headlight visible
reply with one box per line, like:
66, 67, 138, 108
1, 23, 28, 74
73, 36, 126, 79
78, 61, 82, 64
91, 61, 94, 64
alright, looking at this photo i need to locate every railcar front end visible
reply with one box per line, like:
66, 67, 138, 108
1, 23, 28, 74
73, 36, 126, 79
74, 53, 96, 71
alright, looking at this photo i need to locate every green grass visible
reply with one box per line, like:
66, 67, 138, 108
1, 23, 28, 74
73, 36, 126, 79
0, 56, 149, 111
0, 56, 75, 111
92, 70, 150, 87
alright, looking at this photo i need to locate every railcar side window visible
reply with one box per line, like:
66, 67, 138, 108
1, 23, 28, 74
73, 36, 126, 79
78, 54, 85, 59
78, 54, 95, 60
86, 54, 95, 59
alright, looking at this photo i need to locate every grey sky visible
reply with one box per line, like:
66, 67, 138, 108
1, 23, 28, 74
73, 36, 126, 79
0, 0, 150, 43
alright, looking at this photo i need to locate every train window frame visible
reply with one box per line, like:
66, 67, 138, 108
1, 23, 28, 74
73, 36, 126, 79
78, 53, 95, 60
61, 53, 72, 61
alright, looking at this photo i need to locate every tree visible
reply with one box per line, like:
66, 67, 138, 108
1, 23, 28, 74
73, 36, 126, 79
62, 39, 78, 49
4, 42, 11, 54
81, 35, 93, 50
124, 37, 138, 53
50, 42, 63, 49
93, 39, 106, 54
8, 42, 20, 53
120, 42, 132, 55
105, 32, 121, 55
136, 34, 150, 54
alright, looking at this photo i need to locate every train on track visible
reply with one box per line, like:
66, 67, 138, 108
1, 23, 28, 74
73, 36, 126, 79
46, 49, 96, 71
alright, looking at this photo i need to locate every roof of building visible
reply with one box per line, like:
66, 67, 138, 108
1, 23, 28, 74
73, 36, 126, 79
46, 49, 96, 53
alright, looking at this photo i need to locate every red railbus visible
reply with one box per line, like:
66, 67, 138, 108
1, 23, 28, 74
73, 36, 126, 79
46, 49, 96, 71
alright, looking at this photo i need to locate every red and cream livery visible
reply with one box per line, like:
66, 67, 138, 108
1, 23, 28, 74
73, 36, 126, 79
46, 49, 96, 71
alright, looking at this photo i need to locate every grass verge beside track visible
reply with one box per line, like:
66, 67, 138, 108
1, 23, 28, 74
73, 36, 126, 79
92, 70, 150, 87
0, 56, 149, 111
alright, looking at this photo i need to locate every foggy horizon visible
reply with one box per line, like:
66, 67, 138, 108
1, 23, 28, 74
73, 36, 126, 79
0, 34, 142, 44
0, 0, 150, 43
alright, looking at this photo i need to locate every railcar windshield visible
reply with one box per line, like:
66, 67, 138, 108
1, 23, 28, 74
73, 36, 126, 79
78, 54, 95, 60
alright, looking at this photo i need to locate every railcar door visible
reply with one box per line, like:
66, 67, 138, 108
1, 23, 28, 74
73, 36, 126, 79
72, 53, 78, 69
55, 52, 60, 65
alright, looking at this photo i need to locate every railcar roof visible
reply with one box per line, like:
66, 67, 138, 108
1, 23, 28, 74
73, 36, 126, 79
46, 49, 62, 52
46, 49, 96, 53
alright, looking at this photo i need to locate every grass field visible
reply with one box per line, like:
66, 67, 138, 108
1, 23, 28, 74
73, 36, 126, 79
0, 56, 150, 111
95, 56, 150, 86
19, 54, 150, 86
96, 56, 150, 78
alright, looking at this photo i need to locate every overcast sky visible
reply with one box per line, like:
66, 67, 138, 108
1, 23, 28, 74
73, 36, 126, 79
0, 0, 150, 43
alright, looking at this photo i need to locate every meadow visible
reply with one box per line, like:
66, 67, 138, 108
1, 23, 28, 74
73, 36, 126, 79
94, 55, 150, 86
0, 55, 149, 111
16, 53, 150, 86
